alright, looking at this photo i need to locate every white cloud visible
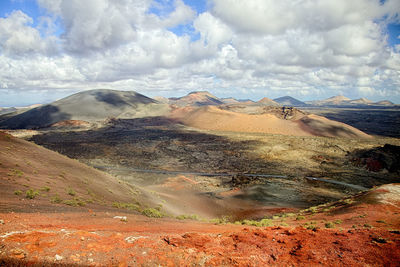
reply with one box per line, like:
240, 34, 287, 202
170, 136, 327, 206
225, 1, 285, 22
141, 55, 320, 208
193, 12, 233, 50
1, 0, 400, 104
211, 0, 397, 34
0, 11, 57, 56
0, 54, 84, 89
160, 0, 196, 28
58, 0, 138, 52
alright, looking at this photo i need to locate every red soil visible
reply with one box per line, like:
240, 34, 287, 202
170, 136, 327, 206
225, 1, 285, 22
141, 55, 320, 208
1, 188, 399, 267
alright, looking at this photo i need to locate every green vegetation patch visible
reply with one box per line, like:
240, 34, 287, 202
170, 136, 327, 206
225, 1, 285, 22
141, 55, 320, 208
342, 198, 354, 205
237, 218, 274, 227
323, 207, 335, 212
325, 222, 335, 228
63, 198, 86, 207
14, 190, 22, 196
176, 214, 199, 220
306, 224, 318, 230
112, 202, 140, 211
50, 195, 63, 203
281, 213, 296, 218
141, 208, 164, 218
25, 189, 39, 199
67, 188, 76, 196
86, 189, 96, 197
40, 186, 50, 192
7, 168, 24, 177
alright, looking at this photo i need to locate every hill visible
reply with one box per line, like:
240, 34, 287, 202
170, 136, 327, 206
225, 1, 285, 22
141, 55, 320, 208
153, 96, 170, 103
220, 97, 240, 104
349, 97, 373, 105
306, 96, 395, 107
238, 99, 256, 105
374, 100, 395, 106
0, 131, 155, 212
307, 95, 351, 106
170, 106, 370, 138
169, 91, 223, 106
0, 89, 169, 129
273, 96, 306, 106
257, 97, 280, 106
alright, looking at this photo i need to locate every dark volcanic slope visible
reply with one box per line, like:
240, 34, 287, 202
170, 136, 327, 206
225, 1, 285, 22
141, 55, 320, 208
0, 89, 160, 129
274, 96, 306, 107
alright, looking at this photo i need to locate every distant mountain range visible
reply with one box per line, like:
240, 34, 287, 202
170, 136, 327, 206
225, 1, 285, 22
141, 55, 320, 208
1, 90, 397, 129
305, 95, 394, 107
164, 92, 395, 108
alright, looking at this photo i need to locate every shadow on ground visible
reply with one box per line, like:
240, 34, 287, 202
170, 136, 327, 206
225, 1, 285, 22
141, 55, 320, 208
30, 117, 278, 175
27, 116, 400, 216
303, 107, 400, 138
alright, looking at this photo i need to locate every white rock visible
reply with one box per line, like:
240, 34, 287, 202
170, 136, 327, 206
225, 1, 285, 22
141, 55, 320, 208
55, 254, 63, 261
125, 236, 147, 243
113, 216, 127, 221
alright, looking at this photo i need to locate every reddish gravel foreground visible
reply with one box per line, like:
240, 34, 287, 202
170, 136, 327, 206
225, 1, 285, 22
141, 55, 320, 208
0, 207, 399, 267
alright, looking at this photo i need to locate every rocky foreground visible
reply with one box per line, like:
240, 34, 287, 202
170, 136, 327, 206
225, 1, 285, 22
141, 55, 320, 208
1, 184, 399, 266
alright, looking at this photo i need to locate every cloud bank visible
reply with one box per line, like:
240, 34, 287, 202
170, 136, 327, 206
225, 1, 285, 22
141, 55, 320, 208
0, 0, 400, 105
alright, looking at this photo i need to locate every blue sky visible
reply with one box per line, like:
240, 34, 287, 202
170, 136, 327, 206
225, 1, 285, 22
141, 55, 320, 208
1, 0, 40, 21
1, 0, 400, 106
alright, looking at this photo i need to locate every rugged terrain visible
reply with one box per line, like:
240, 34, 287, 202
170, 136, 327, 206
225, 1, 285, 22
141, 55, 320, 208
2, 131, 398, 266
1, 178, 399, 266
1, 89, 400, 266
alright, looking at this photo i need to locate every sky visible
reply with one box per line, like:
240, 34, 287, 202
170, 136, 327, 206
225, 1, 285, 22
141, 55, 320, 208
0, 0, 400, 106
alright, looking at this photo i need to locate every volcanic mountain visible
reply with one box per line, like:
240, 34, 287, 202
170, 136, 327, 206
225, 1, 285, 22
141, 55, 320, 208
220, 97, 240, 104
306, 96, 395, 107
170, 106, 370, 138
257, 97, 280, 106
349, 97, 373, 105
307, 95, 351, 106
169, 91, 223, 106
0, 89, 169, 129
374, 100, 395, 106
273, 96, 307, 106
238, 99, 256, 105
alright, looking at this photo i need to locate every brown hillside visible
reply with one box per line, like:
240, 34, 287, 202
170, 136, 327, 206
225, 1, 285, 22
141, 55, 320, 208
169, 91, 223, 106
170, 106, 371, 138
0, 131, 150, 212
258, 97, 280, 106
